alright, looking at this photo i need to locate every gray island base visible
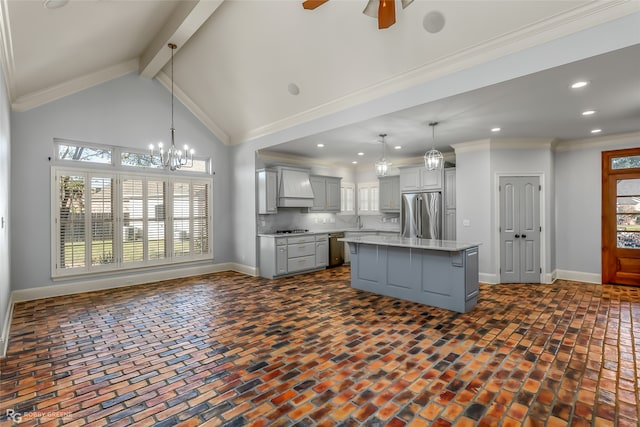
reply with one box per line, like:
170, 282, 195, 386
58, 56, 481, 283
339, 235, 480, 313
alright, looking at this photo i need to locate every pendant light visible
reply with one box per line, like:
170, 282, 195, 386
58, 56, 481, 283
424, 122, 443, 171
375, 133, 392, 177
149, 43, 194, 171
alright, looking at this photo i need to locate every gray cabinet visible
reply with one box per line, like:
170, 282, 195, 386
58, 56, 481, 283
259, 233, 328, 278
444, 168, 456, 240
276, 240, 287, 275
257, 169, 277, 214
379, 175, 400, 212
309, 175, 341, 212
315, 234, 328, 267
399, 166, 443, 192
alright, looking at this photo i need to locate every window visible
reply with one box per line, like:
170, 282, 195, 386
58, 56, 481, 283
53, 167, 212, 277
340, 182, 355, 215
357, 182, 379, 215
57, 142, 112, 164
55, 139, 211, 174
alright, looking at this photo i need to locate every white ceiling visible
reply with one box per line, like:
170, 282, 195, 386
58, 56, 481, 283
1, 0, 639, 166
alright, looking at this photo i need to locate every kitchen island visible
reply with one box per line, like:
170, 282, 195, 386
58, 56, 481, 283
339, 235, 480, 313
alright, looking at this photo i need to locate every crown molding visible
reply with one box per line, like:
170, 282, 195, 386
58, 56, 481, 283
489, 138, 556, 150
241, 2, 640, 144
451, 139, 492, 153
155, 70, 230, 145
11, 59, 139, 112
554, 131, 640, 152
0, 0, 14, 101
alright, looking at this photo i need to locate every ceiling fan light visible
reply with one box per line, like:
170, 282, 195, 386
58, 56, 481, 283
362, 0, 378, 18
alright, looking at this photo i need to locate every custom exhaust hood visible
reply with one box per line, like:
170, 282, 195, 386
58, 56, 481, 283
277, 167, 315, 207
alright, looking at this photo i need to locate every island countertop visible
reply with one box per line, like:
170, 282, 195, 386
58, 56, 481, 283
339, 235, 480, 252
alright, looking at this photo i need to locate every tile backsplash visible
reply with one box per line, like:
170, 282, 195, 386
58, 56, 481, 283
257, 209, 400, 234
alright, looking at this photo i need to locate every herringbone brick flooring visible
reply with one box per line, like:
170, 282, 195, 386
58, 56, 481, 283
1, 267, 639, 426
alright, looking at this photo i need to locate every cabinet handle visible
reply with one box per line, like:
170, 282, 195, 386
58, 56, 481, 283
515, 234, 520, 238
521, 234, 527, 239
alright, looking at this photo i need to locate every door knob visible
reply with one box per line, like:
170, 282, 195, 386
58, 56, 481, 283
515, 234, 520, 238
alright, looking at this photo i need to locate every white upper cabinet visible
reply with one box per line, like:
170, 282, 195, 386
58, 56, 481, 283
257, 169, 277, 214
400, 166, 443, 192
309, 175, 342, 212
379, 175, 400, 212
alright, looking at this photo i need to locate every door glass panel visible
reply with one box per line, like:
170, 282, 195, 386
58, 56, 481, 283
616, 179, 640, 248
612, 156, 640, 170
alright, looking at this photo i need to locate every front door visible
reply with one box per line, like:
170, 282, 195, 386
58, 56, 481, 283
499, 176, 541, 283
602, 148, 640, 285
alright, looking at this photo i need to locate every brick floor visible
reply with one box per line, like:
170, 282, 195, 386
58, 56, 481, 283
1, 267, 639, 426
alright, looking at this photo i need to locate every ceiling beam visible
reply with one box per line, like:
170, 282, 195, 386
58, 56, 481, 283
139, 0, 223, 78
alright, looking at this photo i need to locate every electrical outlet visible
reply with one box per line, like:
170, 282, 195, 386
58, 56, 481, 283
463, 219, 470, 227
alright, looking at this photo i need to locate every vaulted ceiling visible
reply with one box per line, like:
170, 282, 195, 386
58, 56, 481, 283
1, 0, 639, 162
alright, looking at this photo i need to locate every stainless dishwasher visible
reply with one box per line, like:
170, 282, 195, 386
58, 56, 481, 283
328, 232, 345, 267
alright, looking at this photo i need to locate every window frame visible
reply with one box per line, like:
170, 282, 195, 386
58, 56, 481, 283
51, 165, 214, 279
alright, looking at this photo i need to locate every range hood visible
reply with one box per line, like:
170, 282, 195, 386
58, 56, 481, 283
277, 167, 315, 207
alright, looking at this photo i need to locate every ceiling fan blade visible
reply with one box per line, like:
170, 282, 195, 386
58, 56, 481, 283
362, 0, 378, 18
302, 0, 329, 10
401, 0, 414, 9
378, 0, 396, 29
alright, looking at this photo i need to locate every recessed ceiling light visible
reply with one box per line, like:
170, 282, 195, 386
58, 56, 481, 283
316, 143, 324, 148
582, 110, 596, 116
43, 0, 69, 8
591, 129, 602, 134
571, 81, 589, 89
352, 161, 358, 164
491, 127, 501, 132
423, 11, 446, 34
357, 152, 364, 156
394, 146, 402, 150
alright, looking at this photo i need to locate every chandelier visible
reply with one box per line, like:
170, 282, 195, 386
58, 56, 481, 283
375, 133, 392, 177
149, 43, 193, 171
424, 122, 444, 171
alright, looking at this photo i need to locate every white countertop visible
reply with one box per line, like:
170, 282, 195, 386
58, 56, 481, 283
258, 228, 400, 237
339, 235, 480, 252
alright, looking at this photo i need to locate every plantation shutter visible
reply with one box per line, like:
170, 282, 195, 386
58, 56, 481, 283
147, 180, 167, 260
122, 178, 145, 264
89, 176, 115, 267
58, 174, 87, 270
192, 181, 210, 255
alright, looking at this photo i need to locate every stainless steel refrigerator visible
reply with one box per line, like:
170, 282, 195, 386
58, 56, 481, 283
401, 192, 442, 239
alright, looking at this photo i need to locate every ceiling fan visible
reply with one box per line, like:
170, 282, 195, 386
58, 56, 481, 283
302, 0, 414, 29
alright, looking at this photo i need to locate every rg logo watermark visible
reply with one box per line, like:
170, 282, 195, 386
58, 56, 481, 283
5, 409, 21, 423
5, 409, 72, 423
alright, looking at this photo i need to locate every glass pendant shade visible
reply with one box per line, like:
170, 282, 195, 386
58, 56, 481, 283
375, 159, 391, 177
424, 148, 444, 170
424, 121, 443, 171
375, 133, 392, 177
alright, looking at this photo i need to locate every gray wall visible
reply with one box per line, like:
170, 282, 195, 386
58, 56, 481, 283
0, 61, 11, 350
555, 134, 640, 279
10, 73, 232, 291
454, 143, 494, 281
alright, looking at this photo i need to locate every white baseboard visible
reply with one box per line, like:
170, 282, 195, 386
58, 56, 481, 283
11, 263, 257, 303
1, 293, 14, 358
556, 269, 601, 284
544, 270, 557, 284
479, 273, 500, 284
